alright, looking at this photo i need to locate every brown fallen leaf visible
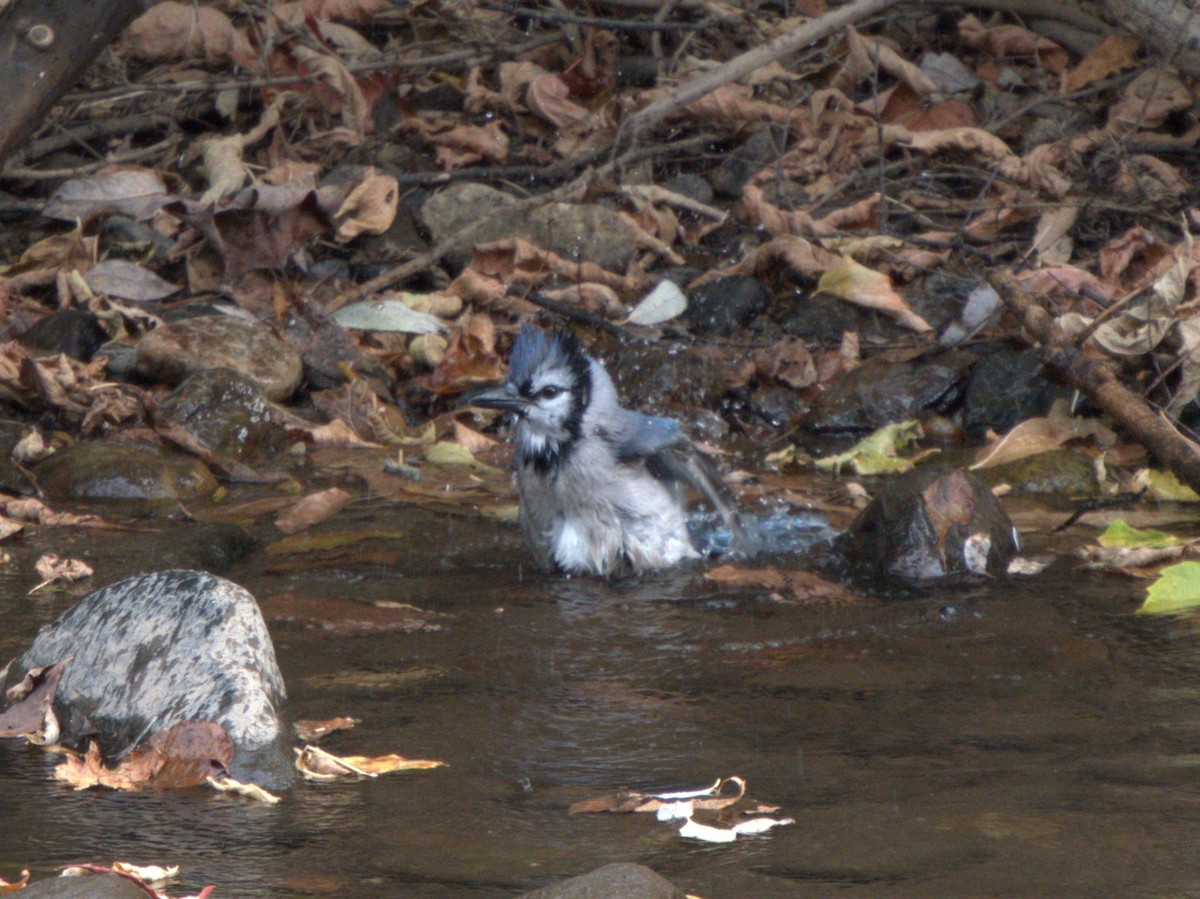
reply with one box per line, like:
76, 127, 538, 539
30, 555, 93, 593
275, 487, 354, 534
0, 870, 29, 892
704, 565, 858, 605
295, 744, 445, 780
294, 716, 360, 742
54, 721, 232, 792
569, 776, 746, 815
0, 662, 64, 739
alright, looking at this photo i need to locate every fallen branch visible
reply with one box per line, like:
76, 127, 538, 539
622, 0, 901, 137
989, 270, 1200, 493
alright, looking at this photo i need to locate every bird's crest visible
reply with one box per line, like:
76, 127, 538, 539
506, 325, 588, 393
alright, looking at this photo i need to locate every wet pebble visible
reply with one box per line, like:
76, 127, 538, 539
962, 345, 1062, 437
34, 439, 217, 501
709, 125, 788, 199
136, 314, 303, 401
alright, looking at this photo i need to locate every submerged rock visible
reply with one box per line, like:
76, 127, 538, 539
3, 570, 294, 789
522, 863, 686, 899
835, 467, 1017, 587
34, 440, 217, 501
136, 314, 303, 401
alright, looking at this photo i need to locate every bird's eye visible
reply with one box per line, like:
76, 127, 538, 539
538, 385, 563, 400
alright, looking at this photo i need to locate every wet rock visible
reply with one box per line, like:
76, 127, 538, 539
973, 449, 1099, 497
19, 309, 109, 361
19, 875, 147, 898
4, 569, 294, 789
781, 293, 870, 343
709, 125, 788, 199
615, 55, 659, 88
962, 345, 1062, 437
422, 185, 639, 271
34, 440, 217, 502
161, 520, 259, 571
522, 863, 686, 899
664, 172, 714, 206
804, 354, 972, 433
157, 368, 284, 460
749, 384, 806, 428
685, 275, 770, 335
834, 467, 1017, 586
136, 314, 303, 401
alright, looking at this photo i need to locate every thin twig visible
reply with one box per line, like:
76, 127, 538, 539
622, 0, 901, 138
489, 4, 707, 30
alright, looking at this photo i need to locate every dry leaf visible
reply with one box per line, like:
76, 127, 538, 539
818, 256, 932, 332
275, 487, 353, 534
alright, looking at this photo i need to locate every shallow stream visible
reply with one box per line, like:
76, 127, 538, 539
2, 487, 1199, 897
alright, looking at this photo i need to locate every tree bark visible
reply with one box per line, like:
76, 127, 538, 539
0, 0, 146, 167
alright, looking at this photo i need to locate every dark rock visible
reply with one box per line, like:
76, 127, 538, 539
664, 173, 714, 206
35, 440, 217, 502
4, 570, 294, 789
973, 449, 1099, 497
962, 346, 1061, 437
19, 875, 147, 898
804, 354, 972, 433
749, 385, 806, 428
615, 56, 659, 88
685, 276, 770, 335
709, 125, 788, 199
413, 82, 464, 112
781, 293, 869, 343
0, 421, 36, 494
834, 467, 1017, 587
523, 863, 686, 899
157, 368, 284, 460
159, 520, 259, 571
19, 310, 109, 361
136, 314, 303, 401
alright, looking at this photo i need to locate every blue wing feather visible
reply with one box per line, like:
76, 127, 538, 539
612, 410, 681, 460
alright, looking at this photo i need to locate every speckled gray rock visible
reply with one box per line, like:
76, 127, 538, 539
5, 570, 293, 788
136, 314, 302, 401
522, 863, 686, 899
18, 875, 147, 898
421, 183, 639, 271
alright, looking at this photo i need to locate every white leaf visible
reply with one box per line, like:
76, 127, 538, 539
626, 280, 687, 326
655, 800, 694, 821
679, 818, 738, 843
731, 816, 795, 835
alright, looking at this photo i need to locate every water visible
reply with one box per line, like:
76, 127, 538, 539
2, 498, 1200, 896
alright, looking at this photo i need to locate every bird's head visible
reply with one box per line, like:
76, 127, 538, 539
474, 325, 592, 467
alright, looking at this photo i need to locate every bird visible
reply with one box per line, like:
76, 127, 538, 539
473, 325, 742, 577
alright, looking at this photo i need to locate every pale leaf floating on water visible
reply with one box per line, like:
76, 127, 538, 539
678, 818, 737, 843
732, 816, 795, 835
207, 775, 280, 804
625, 280, 687, 326
111, 861, 180, 887
295, 744, 445, 781
655, 799, 694, 821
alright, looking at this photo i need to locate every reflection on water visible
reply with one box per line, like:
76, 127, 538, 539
3, 504, 1200, 896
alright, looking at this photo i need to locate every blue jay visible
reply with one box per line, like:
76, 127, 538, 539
474, 325, 742, 576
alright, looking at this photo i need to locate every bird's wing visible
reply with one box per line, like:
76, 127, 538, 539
610, 410, 744, 542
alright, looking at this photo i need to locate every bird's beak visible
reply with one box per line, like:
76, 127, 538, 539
470, 385, 529, 415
